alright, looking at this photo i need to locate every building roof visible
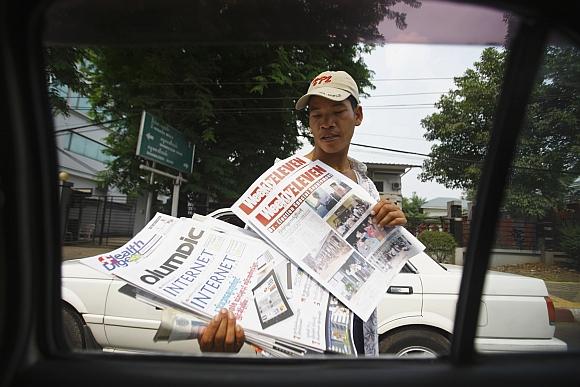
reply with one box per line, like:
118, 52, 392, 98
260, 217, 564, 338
421, 197, 469, 210
364, 162, 419, 170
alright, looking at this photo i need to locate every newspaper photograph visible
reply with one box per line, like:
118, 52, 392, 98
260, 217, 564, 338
232, 157, 425, 321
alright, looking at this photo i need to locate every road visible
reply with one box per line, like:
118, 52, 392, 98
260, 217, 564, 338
555, 322, 580, 351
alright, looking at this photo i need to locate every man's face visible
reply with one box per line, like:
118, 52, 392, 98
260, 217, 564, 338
308, 95, 362, 155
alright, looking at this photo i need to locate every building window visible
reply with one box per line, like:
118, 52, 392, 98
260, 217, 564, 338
373, 180, 384, 193
67, 132, 113, 163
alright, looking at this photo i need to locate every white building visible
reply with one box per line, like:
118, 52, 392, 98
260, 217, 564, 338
363, 162, 416, 207
53, 87, 122, 197
420, 197, 469, 217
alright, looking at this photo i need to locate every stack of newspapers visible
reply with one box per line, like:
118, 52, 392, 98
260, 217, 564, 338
80, 156, 424, 357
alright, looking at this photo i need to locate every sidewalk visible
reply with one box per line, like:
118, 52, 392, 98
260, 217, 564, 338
61, 237, 130, 261
545, 281, 580, 323
61, 244, 118, 261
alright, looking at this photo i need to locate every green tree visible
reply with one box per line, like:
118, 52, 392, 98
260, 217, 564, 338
417, 230, 457, 263
81, 0, 420, 206
420, 47, 580, 218
402, 192, 427, 235
402, 192, 427, 220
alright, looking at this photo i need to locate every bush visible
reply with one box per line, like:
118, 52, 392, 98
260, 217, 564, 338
560, 225, 580, 267
417, 230, 457, 263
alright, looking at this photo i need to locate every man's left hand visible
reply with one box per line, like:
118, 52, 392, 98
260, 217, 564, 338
371, 198, 407, 227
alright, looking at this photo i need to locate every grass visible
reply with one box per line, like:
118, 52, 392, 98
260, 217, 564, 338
493, 262, 580, 283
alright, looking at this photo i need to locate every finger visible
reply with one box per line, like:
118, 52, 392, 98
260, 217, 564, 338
371, 198, 398, 215
373, 203, 399, 222
213, 309, 229, 352
234, 324, 246, 352
378, 209, 407, 227
198, 313, 222, 352
370, 198, 389, 215
224, 310, 237, 352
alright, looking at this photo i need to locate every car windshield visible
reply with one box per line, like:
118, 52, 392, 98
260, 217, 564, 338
48, 0, 579, 359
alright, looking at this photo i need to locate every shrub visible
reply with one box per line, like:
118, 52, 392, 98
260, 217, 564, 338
559, 225, 580, 267
418, 230, 458, 263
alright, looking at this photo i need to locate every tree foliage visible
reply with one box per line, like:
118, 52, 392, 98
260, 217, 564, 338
45, 47, 88, 115
417, 230, 457, 263
560, 225, 580, 266
420, 46, 580, 218
78, 0, 420, 207
402, 192, 427, 220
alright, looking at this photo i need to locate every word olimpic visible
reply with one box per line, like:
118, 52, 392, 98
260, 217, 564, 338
140, 226, 205, 285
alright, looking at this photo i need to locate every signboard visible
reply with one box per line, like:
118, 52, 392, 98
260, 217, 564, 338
136, 111, 195, 173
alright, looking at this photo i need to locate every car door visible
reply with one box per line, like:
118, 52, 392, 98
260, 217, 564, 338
377, 263, 423, 333
103, 279, 197, 353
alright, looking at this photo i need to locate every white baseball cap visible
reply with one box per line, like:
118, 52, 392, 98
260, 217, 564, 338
295, 70, 360, 110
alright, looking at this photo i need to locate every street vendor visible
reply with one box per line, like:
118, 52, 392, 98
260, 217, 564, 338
199, 70, 407, 356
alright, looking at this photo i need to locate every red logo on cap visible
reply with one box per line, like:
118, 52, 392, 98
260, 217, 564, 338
311, 75, 332, 86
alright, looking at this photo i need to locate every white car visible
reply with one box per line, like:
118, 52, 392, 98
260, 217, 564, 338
61, 209, 567, 356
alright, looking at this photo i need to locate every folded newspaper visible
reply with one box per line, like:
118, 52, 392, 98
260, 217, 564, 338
80, 212, 356, 357
232, 156, 425, 321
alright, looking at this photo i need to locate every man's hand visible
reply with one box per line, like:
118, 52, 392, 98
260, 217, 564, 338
198, 308, 245, 353
371, 198, 407, 227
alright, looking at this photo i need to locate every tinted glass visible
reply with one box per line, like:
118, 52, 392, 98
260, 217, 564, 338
50, 0, 575, 360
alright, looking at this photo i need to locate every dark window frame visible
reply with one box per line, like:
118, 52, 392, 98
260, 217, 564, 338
2, 1, 580, 387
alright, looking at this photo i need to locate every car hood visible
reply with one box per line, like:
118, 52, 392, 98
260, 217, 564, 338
62, 259, 114, 280
421, 263, 548, 297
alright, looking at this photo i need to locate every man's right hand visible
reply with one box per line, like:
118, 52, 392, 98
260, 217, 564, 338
198, 308, 245, 353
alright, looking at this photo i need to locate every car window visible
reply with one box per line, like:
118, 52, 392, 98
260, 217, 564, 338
47, 0, 577, 362
477, 31, 579, 354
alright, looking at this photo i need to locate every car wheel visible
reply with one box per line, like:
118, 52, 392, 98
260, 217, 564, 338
62, 303, 86, 350
379, 328, 450, 358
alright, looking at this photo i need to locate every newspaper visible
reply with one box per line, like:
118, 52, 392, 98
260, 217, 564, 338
80, 213, 356, 357
232, 156, 425, 321
154, 308, 205, 343
81, 212, 180, 275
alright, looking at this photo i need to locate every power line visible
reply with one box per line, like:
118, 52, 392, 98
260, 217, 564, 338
349, 141, 578, 175
140, 77, 456, 86
355, 132, 428, 141
66, 103, 437, 112
54, 116, 131, 133
53, 112, 576, 177
369, 91, 449, 97
55, 127, 112, 149
131, 91, 450, 103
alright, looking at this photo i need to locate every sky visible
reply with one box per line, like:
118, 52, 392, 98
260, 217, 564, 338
295, 0, 507, 202
351, 43, 489, 201
296, 43, 491, 201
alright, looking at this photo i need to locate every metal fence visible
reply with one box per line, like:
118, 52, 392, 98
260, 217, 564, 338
61, 189, 137, 246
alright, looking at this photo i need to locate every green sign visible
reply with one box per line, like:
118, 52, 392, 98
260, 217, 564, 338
136, 111, 194, 173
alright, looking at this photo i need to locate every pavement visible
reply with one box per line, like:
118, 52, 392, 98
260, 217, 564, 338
61, 244, 580, 322
62, 245, 115, 260
545, 282, 580, 323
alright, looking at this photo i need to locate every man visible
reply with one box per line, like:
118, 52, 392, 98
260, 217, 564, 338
329, 182, 349, 201
199, 70, 407, 355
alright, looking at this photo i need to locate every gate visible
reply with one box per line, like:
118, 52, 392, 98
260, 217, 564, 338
62, 189, 137, 247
